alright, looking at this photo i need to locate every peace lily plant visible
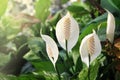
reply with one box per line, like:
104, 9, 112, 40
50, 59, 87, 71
41, 10, 115, 80
41, 12, 80, 79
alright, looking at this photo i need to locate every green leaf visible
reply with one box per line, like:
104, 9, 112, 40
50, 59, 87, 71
35, 0, 51, 22
17, 74, 39, 80
33, 60, 55, 71
87, 13, 107, 25
32, 60, 66, 79
101, 0, 120, 15
115, 18, 120, 37
24, 50, 40, 61
28, 37, 48, 60
78, 61, 100, 80
112, 0, 120, 9
97, 22, 107, 41
67, 2, 88, 13
0, 0, 8, 17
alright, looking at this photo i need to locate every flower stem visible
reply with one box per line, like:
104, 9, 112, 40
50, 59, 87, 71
65, 40, 75, 74
55, 64, 61, 80
88, 54, 91, 80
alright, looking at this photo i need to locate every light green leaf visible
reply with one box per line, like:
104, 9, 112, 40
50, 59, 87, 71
24, 51, 40, 61
35, 0, 51, 22
0, 0, 8, 17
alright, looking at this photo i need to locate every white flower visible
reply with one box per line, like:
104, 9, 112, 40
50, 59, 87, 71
70, 0, 78, 2
79, 30, 101, 67
56, 12, 79, 52
106, 10, 115, 43
41, 35, 59, 66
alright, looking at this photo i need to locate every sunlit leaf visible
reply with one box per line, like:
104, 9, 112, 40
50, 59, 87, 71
35, 0, 51, 22
0, 0, 8, 17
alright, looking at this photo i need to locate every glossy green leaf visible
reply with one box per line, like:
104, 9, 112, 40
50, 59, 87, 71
32, 60, 55, 72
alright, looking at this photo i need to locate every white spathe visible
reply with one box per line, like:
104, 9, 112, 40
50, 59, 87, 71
56, 12, 79, 52
106, 10, 115, 43
41, 35, 59, 66
79, 30, 101, 67
70, 0, 78, 2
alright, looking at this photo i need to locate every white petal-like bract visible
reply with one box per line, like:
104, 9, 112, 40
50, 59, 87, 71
41, 35, 59, 66
56, 12, 79, 52
79, 30, 101, 67
106, 10, 115, 43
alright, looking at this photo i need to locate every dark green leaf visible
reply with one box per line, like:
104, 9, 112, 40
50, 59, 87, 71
112, 0, 120, 9
101, 0, 120, 15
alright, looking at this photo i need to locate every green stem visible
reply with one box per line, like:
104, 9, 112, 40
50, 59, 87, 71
55, 64, 61, 80
65, 40, 75, 74
88, 54, 91, 80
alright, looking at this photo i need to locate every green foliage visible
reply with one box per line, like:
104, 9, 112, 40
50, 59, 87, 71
101, 0, 120, 16
27, 37, 47, 60
35, 0, 51, 22
0, 53, 10, 66
112, 0, 120, 9
0, 0, 8, 17
0, 0, 120, 80
78, 61, 100, 80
